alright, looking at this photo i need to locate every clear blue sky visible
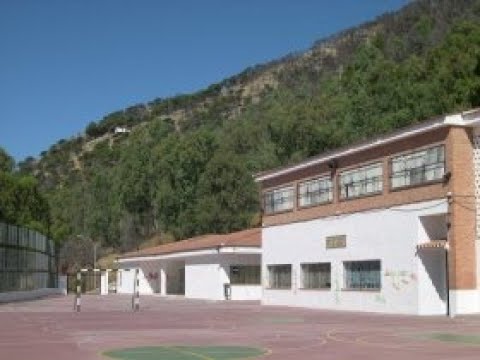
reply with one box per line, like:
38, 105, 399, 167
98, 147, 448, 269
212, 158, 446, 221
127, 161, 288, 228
0, 0, 409, 161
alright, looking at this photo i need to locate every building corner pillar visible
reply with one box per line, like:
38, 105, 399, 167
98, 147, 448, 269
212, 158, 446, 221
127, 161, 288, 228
446, 126, 479, 315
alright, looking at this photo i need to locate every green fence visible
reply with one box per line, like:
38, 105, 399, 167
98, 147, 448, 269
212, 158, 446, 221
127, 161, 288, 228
0, 222, 57, 293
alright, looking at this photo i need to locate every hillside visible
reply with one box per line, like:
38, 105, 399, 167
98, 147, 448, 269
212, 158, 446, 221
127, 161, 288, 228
14, 0, 480, 259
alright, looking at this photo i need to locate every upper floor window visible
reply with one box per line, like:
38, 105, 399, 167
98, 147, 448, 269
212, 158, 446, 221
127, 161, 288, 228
391, 145, 445, 189
340, 163, 383, 199
263, 187, 294, 214
298, 177, 333, 207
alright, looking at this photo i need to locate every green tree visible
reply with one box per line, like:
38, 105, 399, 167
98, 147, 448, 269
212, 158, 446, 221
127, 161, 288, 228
195, 152, 259, 233
0, 147, 14, 173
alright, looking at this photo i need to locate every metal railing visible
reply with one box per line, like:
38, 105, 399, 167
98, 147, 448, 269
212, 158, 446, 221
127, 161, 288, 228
0, 222, 57, 293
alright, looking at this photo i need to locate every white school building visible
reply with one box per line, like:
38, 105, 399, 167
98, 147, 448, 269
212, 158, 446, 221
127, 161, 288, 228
116, 228, 261, 301
116, 110, 480, 315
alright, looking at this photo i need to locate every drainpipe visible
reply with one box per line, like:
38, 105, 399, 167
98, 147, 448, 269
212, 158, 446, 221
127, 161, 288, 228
445, 241, 451, 318
446, 191, 452, 318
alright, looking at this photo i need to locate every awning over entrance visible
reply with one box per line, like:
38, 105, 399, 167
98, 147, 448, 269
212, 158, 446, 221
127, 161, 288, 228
417, 240, 447, 250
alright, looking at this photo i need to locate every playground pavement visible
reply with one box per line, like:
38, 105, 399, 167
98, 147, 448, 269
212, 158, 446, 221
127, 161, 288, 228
1, 294, 480, 359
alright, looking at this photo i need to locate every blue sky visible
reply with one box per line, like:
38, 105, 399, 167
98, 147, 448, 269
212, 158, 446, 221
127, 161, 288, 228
0, 0, 409, 161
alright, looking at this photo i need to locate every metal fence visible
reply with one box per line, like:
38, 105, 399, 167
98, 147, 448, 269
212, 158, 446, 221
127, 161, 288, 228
0, 222, 57, 293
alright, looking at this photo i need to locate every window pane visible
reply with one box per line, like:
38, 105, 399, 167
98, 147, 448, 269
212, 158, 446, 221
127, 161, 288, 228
263, 187, 294, 214
267, 264, 292, 289
298, 177, 332, 207
230, 265, 261, 285
391, 145, 445, 189
301, 263, 331, 289
344, 260, 381, 290
340, 163, 383, 199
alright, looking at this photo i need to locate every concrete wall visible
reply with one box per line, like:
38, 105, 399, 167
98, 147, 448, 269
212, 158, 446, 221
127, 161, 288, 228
262, 199, 449, 315
0, 288, 65, 303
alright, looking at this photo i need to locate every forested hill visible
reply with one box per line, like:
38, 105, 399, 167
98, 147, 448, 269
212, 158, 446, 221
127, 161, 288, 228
9, 0, 480, 254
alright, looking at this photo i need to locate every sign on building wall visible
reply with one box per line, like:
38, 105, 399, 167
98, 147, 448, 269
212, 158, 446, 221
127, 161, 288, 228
326, 235, 347, 249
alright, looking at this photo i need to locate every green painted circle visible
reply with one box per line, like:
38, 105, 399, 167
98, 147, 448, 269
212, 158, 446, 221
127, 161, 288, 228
104, 345, 267, 360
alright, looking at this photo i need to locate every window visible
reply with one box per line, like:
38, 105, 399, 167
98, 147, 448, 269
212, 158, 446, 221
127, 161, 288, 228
391, 145, 445, 189
267, 264, 292, 289
340, 163, 383, 199
298, 177, 333, 207
263, 187, 294, 214
344, 260, 381, 290
230, 265, 261, 285
301, 263, 331, 289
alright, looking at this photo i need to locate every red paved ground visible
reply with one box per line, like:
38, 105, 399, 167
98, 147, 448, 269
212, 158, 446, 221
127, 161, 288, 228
1, 294, 480, 359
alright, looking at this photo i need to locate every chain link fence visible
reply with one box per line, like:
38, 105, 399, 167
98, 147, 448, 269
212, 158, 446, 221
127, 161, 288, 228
0, 222, 57, 293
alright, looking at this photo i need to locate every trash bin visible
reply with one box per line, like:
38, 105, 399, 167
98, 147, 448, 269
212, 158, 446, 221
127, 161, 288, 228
224, 283, 232, 300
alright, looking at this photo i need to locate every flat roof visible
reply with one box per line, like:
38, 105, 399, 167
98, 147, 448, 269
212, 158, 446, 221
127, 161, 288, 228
118, 228, 261, 260
254, 108, 480, 182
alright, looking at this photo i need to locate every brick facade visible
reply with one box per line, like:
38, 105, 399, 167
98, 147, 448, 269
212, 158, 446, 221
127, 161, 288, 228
446, 127, 477, 290
262, 128, 450, 227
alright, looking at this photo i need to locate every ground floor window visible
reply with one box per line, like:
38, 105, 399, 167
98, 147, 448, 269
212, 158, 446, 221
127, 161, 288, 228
301, 263, 331, 289
267, 264, 292, 289
230, 265, 261, 285
344, 260, 381, 290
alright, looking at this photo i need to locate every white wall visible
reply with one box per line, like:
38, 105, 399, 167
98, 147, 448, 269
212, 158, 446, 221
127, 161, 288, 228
117, 261, 162, 295
417, 214, 448, 315
117, 252, 261, 301
230, 285, 262, 300
185, 253, 261, 301
262, 199, 448, 315
116, 269, 135, 294
185, 258, 225, 300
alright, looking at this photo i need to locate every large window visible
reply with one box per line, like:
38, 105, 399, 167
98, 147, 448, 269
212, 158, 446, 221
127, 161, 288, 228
301, 263, 331, 289
263, 187, 294, 214
391, 145, 445, 189
230, 265, 261, 285
267, 264, 292, 289
298, 177, 333, 207
344, 260, 381, 290
340, 163, 383, 199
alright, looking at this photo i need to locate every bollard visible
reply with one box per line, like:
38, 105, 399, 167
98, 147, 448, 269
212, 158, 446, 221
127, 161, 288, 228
132, 268, 140, 311
75, 271, 81, 312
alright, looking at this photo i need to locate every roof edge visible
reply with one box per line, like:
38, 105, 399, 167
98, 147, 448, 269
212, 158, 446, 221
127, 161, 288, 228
117, 245, 261, 262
